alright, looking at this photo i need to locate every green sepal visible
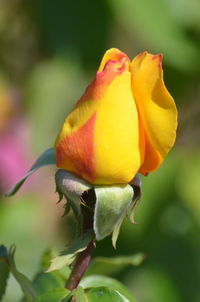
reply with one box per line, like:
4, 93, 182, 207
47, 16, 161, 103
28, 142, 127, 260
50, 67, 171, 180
128, 174, 142, 224
6, 147, 56, 196
94, 185, 134, 246
55, 169, 92, 218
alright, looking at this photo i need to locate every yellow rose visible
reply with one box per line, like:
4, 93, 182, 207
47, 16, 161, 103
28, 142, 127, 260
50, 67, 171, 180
55, 48, 177, 185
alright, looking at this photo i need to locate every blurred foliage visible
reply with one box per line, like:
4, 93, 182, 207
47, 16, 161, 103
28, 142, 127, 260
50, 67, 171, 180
0, 0, 200, 301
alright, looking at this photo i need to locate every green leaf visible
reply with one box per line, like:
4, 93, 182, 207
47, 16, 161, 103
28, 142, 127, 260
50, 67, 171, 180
8, 246, 37, 302
47, 230, 94, 272
33, 272, 66, 295
12, 271, 36, 302
0, 245, 9, 299
73, 286, 87, 302
86, 254, 145, 276
38, 248, 71, 279
85, 286, 130, 302
0, 245, 37, 302
6, 147, 56, 196
35, 288, 71, 302
80, 275, 138, 302
0, 245, 8, 258
0, 260, 9, 300
20, 272, 66, 302
94, 185, 134, 245
21, 251, 71, 302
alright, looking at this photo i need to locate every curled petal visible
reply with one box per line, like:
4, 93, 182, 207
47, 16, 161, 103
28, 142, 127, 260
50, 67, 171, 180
98, 48, 130, 72
130, 52, 178, 174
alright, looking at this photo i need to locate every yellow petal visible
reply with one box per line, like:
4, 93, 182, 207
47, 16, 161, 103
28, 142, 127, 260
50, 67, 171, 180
95, 57, 140, 184
55, 49, 141, 184
130, 52, 178, 174
98, 48, 130, 72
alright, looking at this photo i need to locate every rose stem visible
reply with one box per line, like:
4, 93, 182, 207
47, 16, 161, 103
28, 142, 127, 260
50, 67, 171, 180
66, 189, 96, 291
66, 240, 95, 290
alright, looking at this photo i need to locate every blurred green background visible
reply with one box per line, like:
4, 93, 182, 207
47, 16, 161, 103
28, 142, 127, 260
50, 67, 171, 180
0, 0, 200, 301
